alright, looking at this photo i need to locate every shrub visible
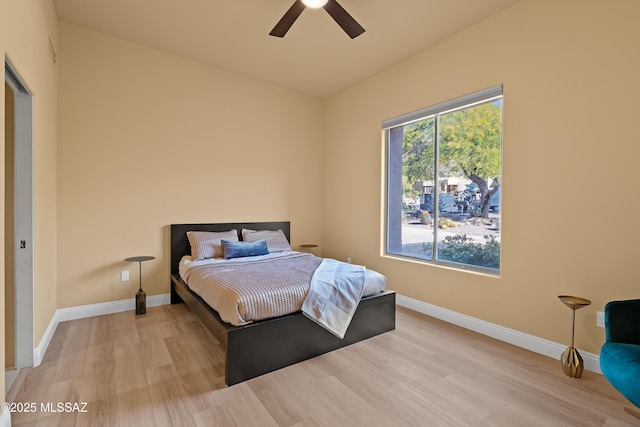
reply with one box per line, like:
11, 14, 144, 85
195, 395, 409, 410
420, 210, 432, 225
438, 234, 500, 269
437, 218, 457, 229
468, 204, 483, 217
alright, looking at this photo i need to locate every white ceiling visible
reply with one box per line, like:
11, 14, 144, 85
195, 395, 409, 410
53, 0, 520, 98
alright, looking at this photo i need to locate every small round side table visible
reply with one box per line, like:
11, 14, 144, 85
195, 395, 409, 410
558, 295, 591, 378
299, 244, 318, 253
125, 256, 155, 315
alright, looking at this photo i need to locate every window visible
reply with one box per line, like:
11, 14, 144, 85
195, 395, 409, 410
384, 86, 503, 274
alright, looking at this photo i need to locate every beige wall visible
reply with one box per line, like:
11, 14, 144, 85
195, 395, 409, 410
2, 0, 58, 388
323, 0, 640, 354
56, 22, 324, 308
29, 0, 640, 364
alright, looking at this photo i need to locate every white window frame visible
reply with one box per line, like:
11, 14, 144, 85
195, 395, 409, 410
383, 85, 503, 274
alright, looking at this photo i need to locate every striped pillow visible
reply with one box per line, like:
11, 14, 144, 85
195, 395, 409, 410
241, 229, 291, 252
187, 230, 238, 260
221, 239, 269, 259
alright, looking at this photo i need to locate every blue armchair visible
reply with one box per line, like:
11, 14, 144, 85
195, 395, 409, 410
600, 299, 640, 419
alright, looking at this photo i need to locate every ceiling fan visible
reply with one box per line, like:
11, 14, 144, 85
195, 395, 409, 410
270, 0, 365, 39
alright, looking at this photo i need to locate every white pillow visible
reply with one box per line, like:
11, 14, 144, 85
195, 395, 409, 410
241, 229, 291, 253
187, 229, 238, 260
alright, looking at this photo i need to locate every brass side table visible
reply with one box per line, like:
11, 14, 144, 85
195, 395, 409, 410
558, 295, 591, 378
125, 256, 155, 315
299, 244, 318, 253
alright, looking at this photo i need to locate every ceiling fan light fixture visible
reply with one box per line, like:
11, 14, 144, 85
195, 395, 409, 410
302, 0, 328, 8
270, 0, 364, 39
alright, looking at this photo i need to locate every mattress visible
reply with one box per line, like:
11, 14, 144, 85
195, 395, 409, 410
179, 251, 387, 326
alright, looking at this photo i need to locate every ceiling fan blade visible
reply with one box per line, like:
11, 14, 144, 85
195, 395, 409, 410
323, 0, 365, 39
270, 0, 306, 38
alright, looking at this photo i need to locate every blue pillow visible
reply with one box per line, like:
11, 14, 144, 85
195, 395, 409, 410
221, 239, 269, 259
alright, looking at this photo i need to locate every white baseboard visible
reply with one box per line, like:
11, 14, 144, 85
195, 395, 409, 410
0, 411, 10, 427
396, 294, 601, 374
33, 293, 171, 366
32, 293, 601, 375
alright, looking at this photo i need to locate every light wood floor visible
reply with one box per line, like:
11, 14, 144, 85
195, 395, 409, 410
8, 304, 639, 426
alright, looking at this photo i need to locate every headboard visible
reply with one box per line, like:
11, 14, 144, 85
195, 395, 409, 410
170, 221, 291, 275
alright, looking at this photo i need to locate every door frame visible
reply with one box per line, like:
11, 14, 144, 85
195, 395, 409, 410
5, 60, 34, 369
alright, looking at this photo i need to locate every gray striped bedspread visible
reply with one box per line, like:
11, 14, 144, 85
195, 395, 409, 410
179, 252, 387, 327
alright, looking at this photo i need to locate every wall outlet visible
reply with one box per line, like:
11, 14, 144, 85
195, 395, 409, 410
347, 257, 351, 264
121, 270, 129, 282
596, 311, 605, 328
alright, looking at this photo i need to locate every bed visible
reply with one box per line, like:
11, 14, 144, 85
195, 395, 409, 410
170, 221, 396, 386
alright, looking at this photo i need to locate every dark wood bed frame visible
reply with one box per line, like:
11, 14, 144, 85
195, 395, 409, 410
170, 221, 396, 386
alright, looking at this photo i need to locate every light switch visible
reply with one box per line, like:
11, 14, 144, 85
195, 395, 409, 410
121, 271, 129, 282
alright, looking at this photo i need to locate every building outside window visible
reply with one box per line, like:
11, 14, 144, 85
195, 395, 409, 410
383, 85, 503, 274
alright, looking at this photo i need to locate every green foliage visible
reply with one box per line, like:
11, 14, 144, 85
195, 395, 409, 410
402, 119, 435, 185
402, 175, 419, 199
439, 102, 502, 217
438, 234, 500, 269
439, 103, 502, 180
399, 101, 502, 218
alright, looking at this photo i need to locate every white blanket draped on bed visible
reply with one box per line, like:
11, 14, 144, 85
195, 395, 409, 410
301, 259, 366, 339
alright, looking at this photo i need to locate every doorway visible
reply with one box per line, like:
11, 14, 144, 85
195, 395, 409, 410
4, 61, 34, 378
